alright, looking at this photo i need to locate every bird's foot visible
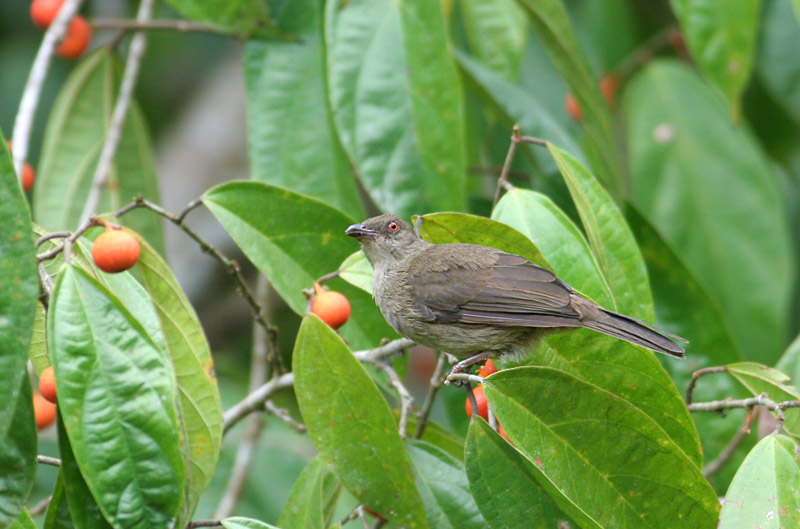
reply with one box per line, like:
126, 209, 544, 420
445, 352, 490, 386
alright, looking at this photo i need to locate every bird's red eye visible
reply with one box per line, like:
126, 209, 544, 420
388, 221, 399, 232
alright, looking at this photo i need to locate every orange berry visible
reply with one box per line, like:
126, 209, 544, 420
478, 359, 497, 378
465, 385, 489, 420
311, 289, 351, 329
22, 162, 35, 191
92, 226, 140, 273
565, 93, 581, 121
599, 74, 618, 107
57, 15, 91, 59
30, 0, 64, 29
498, 425, 511, 443
33, 393, 57, 429
39, 366, 57, 403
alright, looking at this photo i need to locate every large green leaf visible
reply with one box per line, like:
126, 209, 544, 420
243, 0, 364, 219
221, 518, 281, 529
465, 419, 574, 528
407, 440, 485, 529
0, 136, 37, 526
670, 0, 761, 116
417, 212, 549, 268
0, 377, 37, 527
48, 265, 185, 529
726, 362, 800, 435
136, 237, 223, 524
485, 367, 719, 528
203, 180, 396, 350
325, 0, 466, 217
278, 457, 332, 529
163, 0, 271, 36
718, 434, 800, 528
776, 332, 800, 390
44, 472, 75, 529
492, 187, 613, 307
56, 414, 113, 529
627, 207, 746, 489
459, 0, 527, 81
625, 60, 795, 363
9, 510, 36, 529
758, 0, 800, 125
548, 142, 653, 320
293, 315, 428, 529
419, 210, 700, 465
515, 0, 623, 198
34, 49, 164, 253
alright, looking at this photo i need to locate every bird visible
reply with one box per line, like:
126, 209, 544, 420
345, 213, 686, 372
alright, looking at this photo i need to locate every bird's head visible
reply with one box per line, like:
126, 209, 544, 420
346, 214, 429, 268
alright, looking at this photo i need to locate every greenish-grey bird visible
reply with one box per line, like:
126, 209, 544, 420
346, 214, 685, 370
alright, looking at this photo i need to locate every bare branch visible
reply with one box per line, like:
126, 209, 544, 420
91, 18, 221, 34
685, 366, 729, 404
11, 0, 85, 178
80, 0, 155, 223
688, 394, 800, 434
222, 373, 295, 434
37, 455, 61, 467
353, 338, 415, 364
413, 353, 448, 439
702, 408, 759, 477
29, 495, 52, 516
376, 361, 414, 438
492, 125, 548, 207
265, 400, 306, 433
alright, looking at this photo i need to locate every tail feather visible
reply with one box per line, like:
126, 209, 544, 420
582, 309, 686, 359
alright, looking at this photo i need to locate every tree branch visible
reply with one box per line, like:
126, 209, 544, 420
91, 18, 222, 34
376, 361, 413, 439
413, 352, 447, 439
79, 0, 155, 224
702, 408, 759, 477
685, 365, 728, 404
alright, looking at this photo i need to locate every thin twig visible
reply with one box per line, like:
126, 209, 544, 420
688, 394, 800, 434
79, 0, 155, 224
91, 18, 221, 34
492, 125, 548, 207
29, 496, 52, 516
36, 231, 72, 247
11, 0, 84, 177
187, 521, 222, 528
615, 24, 679, 83
446, 372, 485, 386
222, 373, 295, 434
702, 408, 759, 477
353, 338, 415, 364
265, 400, 306, 433
37, 455, 61, 467
686, 366, 728, 404
214, 278, 271, 518
413, 353, 448, 439
376, 362, 414, 438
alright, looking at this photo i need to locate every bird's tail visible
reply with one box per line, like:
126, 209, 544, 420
582, 308, 686, 359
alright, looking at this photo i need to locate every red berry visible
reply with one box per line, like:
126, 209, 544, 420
5, 140, 35, 191
57, 15, 91, 59
92, 226, 140, 273
599, 74, 618, 107
565, 93, 581, 121
33, 393, 57, 429
478, 359, 497, 378
465, 385, 489, 420
39, 366, 57, 403
30, 0, 65, 29
311, 288, 351, 329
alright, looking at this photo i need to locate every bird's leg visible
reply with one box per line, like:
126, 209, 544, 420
465, 383, 479, 418
447, 352, 490, 386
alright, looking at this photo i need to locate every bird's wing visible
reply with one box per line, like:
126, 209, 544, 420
407, 245, 583, 328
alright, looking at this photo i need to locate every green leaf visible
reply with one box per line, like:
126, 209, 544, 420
626, 61, 795, 364
56, 414, 113, 529
163, 0, 271, 36
44, 472, 75, 529
492, 187, 613, 307
293, 315, 428, 529
203, 180, 396, 350
34, 49, 164, 253
29, 302, 49, 375
220, 517, 281, 529
402, 417, 465, 463
136, 237, 223, 524
465, 419, 574, 528
758, 0, 800, 125
0, 377, 37, 527
0, 136, 38, 444
243, 0, 364, 219
485, 367, 720, 528
776, 332, 800, 391
9, 509, 36, 529
516, 0, 623, 198
670, 0, 761, 117
416, 212, 550, 269
338, 251, 372, 295
718, 434, 800, 528
407, 440, 485, 529
455, 50, 583, 175
459, 0, 527, 80
278, 457, 335, 529
547, 142, 654, 320
48, 265, 185, 529
326, 0, 466, 217
726, 362, 800, 435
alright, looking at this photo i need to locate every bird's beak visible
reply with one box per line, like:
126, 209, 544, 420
345, 223, 378, 239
